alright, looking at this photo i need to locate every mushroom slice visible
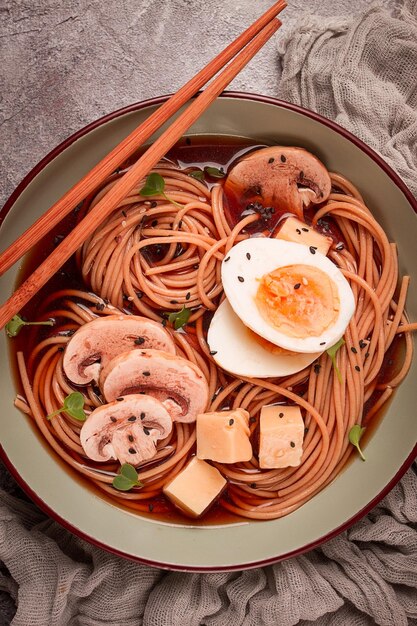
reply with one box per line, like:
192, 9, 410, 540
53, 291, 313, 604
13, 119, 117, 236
225, 146, 332, 219
100, 349, 209, 423
80, 394, 172, 465
63, 314, 176, 386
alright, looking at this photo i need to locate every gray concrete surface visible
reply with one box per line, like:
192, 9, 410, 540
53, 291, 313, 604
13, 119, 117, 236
0, 0, 388, 209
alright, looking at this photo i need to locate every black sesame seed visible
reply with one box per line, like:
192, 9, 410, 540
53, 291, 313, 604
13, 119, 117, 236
110, 416, 117, 423
140, 412, 145, 420
296, 228, 301, 234
151, 219, 158, 227
161, 319, 167, 327
365, 352, 370, 359
134, 337, 145, 345
314, 363, 321, 374
359, 340, 367, 349
186, 292, 191, 300
128, 416, 136, 422
150, 201, 157, 208
335, 243, 345, 251
280, 154, 286, 163
301, 227, 309, 232
249, 416, 257, 424
128, 435, 134, 442
122, 210, 127, 218
95, 302, 105, 311
294, 283, 301, 290
142, 371, 151, 377
129, 448, 137, 454
170, 300, 178, 304
143, 428, 150, 436
193, 264, 199, 270
320, 342, 326, 346
178, 220, 183, 229
224, 256, 230, 262
116, 397, 124, 402
279, 412, 284, 418
268, 157, 275, 164
309, 246, 317, 255
246, 252, 251, 260
238, 276, 244, 283
304, 427, 309, 433
57, 346, 64, 352
351, 347, 358, 354
290, 441, 295, 448
229, 418, 234, 426
136, 290, 143, 299
209, 350, 218, 356
355, 365, 361, 372
250, 483, 257, 489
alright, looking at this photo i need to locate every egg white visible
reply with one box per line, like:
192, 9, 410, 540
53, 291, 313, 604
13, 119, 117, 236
208, 299, 321, 378
221, 238, 355, 353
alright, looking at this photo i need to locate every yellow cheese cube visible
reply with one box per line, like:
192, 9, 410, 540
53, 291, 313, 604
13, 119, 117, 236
259, 404, 305, 469
275, 217, 332, 256
163, 457, 226, 518
196, 408, 253, 463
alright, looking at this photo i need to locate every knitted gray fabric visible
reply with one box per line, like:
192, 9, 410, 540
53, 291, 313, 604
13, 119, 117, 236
1, 1, 417, 624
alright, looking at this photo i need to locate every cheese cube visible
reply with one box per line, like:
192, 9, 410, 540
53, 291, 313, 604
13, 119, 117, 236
275, 217, 332, 256
163, 457, 226, 518
259, 405, 305, 469
196, 408, 253, 463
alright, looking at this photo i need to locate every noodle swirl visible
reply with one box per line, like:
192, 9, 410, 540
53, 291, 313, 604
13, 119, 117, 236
15, 160, 416, 521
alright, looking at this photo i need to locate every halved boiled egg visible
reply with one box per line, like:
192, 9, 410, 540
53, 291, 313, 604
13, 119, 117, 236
207, 299, 321, 378
221, 238, 355, 354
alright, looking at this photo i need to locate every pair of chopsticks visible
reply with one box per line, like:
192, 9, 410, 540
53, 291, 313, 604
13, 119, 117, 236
0, 1, 286, 329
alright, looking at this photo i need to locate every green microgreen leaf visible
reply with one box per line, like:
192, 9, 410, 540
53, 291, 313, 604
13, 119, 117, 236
188, 170, 205, 182
112, 463, 143, 491
204, 166, 225, 179
139, 172, 183, 209
326, 337, 345, 383
120, 463, 140, 482
46, 391, 86, 422
166, 306, 191, 330
112, 475, 135, 491
6, 314, 55, 338
349, 424, 366, 461
139, 172, 165, 196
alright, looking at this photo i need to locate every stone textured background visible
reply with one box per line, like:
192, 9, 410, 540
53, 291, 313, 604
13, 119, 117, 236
0, 1, 388, 623
0, 0, 389, 208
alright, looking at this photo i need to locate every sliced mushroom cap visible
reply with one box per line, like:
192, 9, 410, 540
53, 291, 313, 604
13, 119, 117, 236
100, 349, 209, 423
63, 314, 176, 386
80, 394, 172, 465
225, 146, 332, 219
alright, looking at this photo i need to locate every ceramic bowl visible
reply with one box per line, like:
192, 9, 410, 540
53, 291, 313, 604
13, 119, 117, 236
1, 93, 416, 571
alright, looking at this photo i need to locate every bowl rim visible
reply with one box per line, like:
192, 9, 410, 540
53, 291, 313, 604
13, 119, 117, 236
1, 91, 416, 572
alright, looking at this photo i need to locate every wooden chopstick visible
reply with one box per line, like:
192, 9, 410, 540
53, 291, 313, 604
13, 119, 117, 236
0, 0, 286, 277
0, 18, 282, 329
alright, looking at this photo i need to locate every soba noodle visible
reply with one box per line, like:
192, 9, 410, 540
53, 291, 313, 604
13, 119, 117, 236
15, 156, 417, 521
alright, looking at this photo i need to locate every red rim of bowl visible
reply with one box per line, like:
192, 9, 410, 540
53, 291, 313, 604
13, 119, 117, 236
1, 91, 417, 572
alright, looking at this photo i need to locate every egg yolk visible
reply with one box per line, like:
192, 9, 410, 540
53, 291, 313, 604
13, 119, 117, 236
255, 264, 340, 338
